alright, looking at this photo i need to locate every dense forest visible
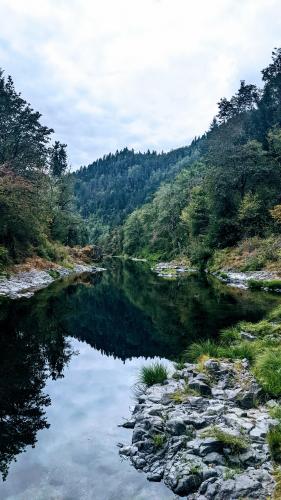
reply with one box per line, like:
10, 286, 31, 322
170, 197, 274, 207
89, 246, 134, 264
73, 144, 201, 249
2, 49, 281, 271
119, 48, 281, 266
0, 70, 86, 270
71, 49, 281, 268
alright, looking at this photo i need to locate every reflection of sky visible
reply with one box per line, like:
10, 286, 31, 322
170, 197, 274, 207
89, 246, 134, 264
0, 339, 174, 500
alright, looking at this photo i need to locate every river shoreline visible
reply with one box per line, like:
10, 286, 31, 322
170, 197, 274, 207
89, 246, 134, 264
0, 263, 105, 300
152, 261, 281, 291
120, 358, 277, 499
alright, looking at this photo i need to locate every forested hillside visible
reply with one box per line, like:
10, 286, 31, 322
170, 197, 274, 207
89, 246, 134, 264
73, 143, 201, 248
0, 70, 86, 270
121, 48, 281, 267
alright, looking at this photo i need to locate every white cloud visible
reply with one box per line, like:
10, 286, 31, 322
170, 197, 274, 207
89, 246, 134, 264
0, 0, 281, 167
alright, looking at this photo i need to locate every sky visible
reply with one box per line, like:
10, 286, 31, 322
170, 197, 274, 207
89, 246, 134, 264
0, 0, 281, 169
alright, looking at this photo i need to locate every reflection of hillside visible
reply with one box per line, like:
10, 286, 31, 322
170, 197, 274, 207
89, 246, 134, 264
116, 260, 280, 345
0, 261, 279, 480
0, 313, 74, 480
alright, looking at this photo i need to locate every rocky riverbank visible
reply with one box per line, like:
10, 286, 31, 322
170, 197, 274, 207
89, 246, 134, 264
119, 358, 278, 499
213, 270, 281, 290
153, 260, 281, 292
0, 263, 105, 299
153, 262, 197, 278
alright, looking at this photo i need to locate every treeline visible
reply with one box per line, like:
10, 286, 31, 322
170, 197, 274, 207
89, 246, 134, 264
0, 70, 86, 269
73, 143, 201, 249
121, 48, 281, 265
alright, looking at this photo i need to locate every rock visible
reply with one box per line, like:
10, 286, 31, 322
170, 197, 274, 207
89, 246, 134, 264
119, 445, 132, 456
188, 378, 212, 397
147, 468, 164, 481
240, 331, 257, 341
203, 452, 225, 465
236, 386, 261, 409
132, 427, 148, 443
199, 438, 223, 456
198, 476, 218, 495
119, 418, 135, 428
234, 473, 261, 496
249, 422, 268, 440
204, 359, 221, 373
164, 454, 204, 495
120, 358, 276, 499
166, 417, 186, 436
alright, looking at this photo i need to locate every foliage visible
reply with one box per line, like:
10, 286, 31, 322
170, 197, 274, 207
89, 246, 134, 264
100, 49, 281, 265
139, 362, 168, 386
152, 434, 166, 448
0, 69, 86, 265
73, 145, 199, 249
200, 426, 248, 453
267, 424, 281, 462
248, 279, 281, 291
254, 349, 281, 396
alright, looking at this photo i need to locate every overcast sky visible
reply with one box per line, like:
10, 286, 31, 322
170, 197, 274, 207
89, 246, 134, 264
0, 0, 281, 169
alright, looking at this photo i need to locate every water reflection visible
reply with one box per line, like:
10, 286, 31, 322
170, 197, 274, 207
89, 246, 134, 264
0, 260, 279, 488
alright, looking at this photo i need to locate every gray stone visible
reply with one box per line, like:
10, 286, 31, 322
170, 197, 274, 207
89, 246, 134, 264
132, 427, 147, 443
188, 379, 212, 397
199, 438, 222, 455
204, 359, 220, 373
203, 452, 225, 465
234, 473, 261, 496
166, 417, 186, 436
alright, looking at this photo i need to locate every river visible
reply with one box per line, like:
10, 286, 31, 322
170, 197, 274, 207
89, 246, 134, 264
0, 259, 279, 500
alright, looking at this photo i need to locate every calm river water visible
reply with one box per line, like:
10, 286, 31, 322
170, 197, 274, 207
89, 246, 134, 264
0, 259, 279, 500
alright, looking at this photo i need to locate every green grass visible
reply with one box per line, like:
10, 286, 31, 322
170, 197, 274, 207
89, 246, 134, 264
254, 348, 281, 396
223, 466, 243, 480
152, 433, 166, 448
187, 339, 257, 364
170, 383, 200, 403
267, 424, 281, 462
200, 426, 248, 454
186, 339, 220, 361
269, 404, 281, 421
48, 269, 60, 279
219, 325, 241, 344
139, 362, 168, 387
248, 279, 281, 291
173, 360, 186, 370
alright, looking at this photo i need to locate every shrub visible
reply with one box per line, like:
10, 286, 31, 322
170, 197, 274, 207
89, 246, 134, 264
267, 424, 281, 462
48, 269, 60, 279
241, 255, 266, 271
269, 404, 281, 421
268, 305, 281, 321
218, 341, 258, 363
220, 325, 241, 344
248, 279, 281, 291
254, 349, 281, 396
201, 426, 248, 454
139, 362, 168, 386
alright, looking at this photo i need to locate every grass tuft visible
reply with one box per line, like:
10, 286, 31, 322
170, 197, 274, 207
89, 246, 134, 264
200, 426, 248, 454
152, 433, 166, 448
170, 383, 200, 403
139, 362, 168, 387
186, 339, 220, 361
267, 424, 281, 463
248, 279, 281, 291
254, 349, 281, 396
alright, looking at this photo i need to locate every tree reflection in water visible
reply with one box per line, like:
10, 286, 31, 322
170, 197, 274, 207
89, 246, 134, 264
0, 260, 279, 480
